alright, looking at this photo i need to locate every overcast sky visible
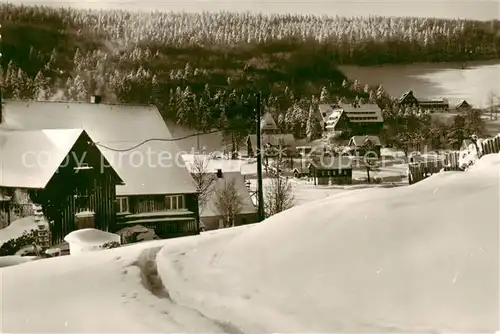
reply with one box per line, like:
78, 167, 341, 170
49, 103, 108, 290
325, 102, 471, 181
6, 0, 500, 20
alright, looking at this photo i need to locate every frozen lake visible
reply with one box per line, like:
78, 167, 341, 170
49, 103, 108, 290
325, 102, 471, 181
340, 60, 500, 109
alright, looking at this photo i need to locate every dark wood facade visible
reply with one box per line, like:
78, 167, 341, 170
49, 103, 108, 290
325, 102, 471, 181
114, 193, 200, 238
349, 122, 384, 136
29, 132, 122, 244
0, 198, 11, 226
309, 156, 353, 185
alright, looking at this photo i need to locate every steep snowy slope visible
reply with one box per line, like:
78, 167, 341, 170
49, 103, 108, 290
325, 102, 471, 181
0, 241, 228, 333
158, 154, 500, 333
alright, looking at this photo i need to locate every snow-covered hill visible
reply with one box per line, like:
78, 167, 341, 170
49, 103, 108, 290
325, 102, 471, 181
1, 154, 498, 332
157, 153, 500, 333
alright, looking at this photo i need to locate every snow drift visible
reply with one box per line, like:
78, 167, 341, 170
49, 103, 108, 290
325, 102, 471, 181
64, 228, 121, 255
158, 153, 500, 333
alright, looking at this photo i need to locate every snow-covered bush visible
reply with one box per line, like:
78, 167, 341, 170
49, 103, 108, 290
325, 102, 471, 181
117, 225, 158, 244
0, 230, 37, 256
101, 241, 120, 249
459, 139, 484, 170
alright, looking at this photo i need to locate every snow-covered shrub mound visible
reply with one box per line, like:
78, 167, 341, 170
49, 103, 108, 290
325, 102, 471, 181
459, 138, 485, 170
158, 154, 500, 333
64, 229, 121, 255
0, 217, 38, 247
117, 225, 158, 244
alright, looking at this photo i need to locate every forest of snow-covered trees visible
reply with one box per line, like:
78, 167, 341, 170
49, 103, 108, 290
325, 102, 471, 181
0, 4, 495, 149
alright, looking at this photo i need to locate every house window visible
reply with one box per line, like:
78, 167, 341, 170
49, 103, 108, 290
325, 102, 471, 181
165, 195, 185, 210
117, 197, 129, 213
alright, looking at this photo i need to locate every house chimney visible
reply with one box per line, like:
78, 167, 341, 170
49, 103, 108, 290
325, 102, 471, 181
90, 95, 102, 104
216, 169, 223, 178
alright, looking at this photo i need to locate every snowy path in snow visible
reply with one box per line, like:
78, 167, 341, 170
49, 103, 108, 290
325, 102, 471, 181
0, 241, 228, 333
156, 226, 300, 333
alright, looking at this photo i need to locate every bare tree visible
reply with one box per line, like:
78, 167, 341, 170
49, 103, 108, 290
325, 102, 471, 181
190, 154, 216, 210
487, 90, 498, 120
214, 178, 243, 228
264, 155, 295, 217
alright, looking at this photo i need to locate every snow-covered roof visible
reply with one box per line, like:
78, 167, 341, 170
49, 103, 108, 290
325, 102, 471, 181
0, 129, 85, 188
182, 154, 245, 173
310, 155, 352, 169
349, 135, 382, 147
2, 100, 197, 195
260, 112, 278, 132
200, 171, 256, 218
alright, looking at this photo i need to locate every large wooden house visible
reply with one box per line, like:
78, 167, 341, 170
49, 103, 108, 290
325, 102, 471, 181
321, 103, 384, 136
0, 128, 122, 244
399, 91, 449, 112
308, 155, 353, 185
1, 97, 200, 239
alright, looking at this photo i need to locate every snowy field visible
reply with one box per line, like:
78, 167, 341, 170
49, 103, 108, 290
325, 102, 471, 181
248, 177, 405, 206
1, 154, 499, 332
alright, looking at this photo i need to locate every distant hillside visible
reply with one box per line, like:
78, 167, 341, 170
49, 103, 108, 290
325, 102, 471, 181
0, 4, 499, 143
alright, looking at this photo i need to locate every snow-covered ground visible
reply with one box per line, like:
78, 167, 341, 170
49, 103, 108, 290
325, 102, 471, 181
1, 154, 498, 332
249, 177, 407, 206
0, 240, 230, 332
157, 153, 500, 333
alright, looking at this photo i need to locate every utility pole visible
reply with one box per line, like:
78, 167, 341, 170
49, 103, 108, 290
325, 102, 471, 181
256, 92, 265, 222
0, 23, 3, 122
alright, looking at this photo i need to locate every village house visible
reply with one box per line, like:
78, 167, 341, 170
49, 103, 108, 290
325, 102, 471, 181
0, 128, 123, 244
347, 135, 383, 158
247, 111, 296, 157
292, 160, 310, 178
198, 170, 257, 230
308, 155, 353, 185
321, 102, 384, 136
454, 100, 473, 113
399, 90, 449, 112
1, 97, 201, 239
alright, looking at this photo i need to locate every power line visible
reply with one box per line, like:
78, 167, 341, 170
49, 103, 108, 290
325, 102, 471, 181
93, 127, 237, 152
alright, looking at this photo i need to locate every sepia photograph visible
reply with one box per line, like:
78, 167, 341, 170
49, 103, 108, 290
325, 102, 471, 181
0, 0, 499, 332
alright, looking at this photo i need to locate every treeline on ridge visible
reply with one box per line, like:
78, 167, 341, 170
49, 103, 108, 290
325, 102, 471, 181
0, 4, 497, 146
